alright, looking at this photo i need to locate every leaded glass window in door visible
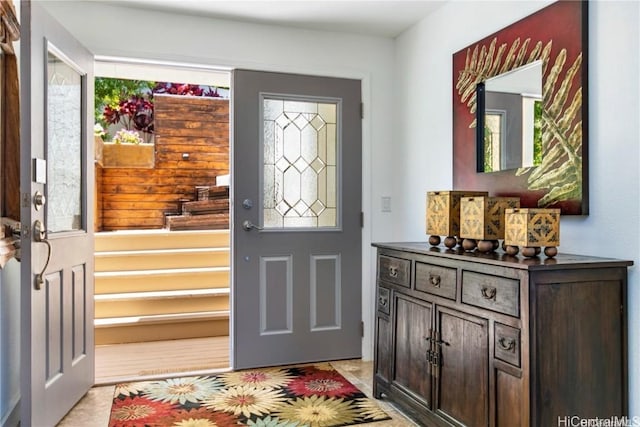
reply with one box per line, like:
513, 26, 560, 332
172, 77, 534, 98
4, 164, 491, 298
262, 97, 339, 229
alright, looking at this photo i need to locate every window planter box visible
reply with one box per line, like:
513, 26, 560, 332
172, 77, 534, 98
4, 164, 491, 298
95, 136, 155, 169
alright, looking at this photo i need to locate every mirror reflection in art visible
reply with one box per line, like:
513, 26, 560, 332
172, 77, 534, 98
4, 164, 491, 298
478, 60, 543, 173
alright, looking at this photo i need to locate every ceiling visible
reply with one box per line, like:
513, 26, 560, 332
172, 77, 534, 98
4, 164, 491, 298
118, 1, 446, 38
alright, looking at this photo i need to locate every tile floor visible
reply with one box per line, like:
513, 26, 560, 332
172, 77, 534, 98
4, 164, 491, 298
57, 359, 418, 426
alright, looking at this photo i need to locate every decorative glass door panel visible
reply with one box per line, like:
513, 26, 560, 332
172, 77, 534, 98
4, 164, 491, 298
262, 96, 339, 229
46, 47, 84, 233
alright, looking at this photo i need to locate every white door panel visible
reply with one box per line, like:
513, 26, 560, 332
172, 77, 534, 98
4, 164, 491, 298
20, 3, 94, 425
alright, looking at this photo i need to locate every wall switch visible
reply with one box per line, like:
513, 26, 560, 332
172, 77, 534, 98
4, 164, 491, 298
381, 196, 392, 212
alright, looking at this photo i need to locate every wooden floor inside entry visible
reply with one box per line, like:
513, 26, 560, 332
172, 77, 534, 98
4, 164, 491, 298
95, 336, 230, 384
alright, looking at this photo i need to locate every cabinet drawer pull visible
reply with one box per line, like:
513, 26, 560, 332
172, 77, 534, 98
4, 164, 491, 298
388, 266, 398, 278
480, 286, 497, 300
498, 337, 516, 352
429, 274, 441, 288
378, 295, 388, 307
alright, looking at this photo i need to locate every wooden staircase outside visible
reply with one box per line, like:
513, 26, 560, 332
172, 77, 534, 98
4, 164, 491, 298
165, 186, 230, 231
94, 229, 230, 345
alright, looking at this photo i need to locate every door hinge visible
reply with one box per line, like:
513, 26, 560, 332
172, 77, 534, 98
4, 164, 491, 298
20, 223, 30, 239
360, 212, 364, 228
360, 102, 364, 119
21, 192, 31, 208
360, 321, 364, 337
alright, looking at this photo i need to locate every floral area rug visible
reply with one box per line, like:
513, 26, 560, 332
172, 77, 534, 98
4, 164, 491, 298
109, 362, 391, 426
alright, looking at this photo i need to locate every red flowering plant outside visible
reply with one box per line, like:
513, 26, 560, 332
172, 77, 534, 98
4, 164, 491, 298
95, 78, 226, 145
152, 82, 221, 98
103, 95, 154, 144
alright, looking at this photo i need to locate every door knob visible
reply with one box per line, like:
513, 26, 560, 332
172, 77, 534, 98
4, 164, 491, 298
242, 220, 263, 231
33, 191, 46, 211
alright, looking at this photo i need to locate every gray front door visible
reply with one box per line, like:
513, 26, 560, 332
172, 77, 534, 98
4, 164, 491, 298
20, 3, 94, 425
232, 70, 362, 369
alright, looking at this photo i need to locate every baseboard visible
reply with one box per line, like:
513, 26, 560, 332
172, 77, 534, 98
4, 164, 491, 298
1, 396, 19, 427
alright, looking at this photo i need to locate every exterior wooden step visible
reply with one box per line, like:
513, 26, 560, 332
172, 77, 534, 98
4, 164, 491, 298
95, 247, 229, 271
181, 199, 229, 215
205, 186, 229, 199
95, 266, 230, 294
95, 311, 229, 345
95, 229, 230, 251
95, 289, 230, 318
165, 213, 229, 231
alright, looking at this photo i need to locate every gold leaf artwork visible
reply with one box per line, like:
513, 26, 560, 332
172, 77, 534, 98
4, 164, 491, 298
456, 37, 583, 207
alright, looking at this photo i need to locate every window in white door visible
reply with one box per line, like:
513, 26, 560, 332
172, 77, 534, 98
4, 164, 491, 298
46, 48, 83, 233
262, 96, 339, 230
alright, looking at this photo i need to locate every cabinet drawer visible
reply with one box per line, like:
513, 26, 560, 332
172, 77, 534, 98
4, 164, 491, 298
415, 262, 456, 300
495, 323, 521, 367
461, 271, 519, 317
377, 286, 390, 314
378, 255, 410, 287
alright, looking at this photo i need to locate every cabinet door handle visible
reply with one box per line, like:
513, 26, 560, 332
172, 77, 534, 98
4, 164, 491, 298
480, 286, 497, 300
433, 351, 441, 367
498, 337, 516, 352
378, 295, 388, 307
434, 330, 448, 347
429, 274, 441, 288
388, 266, 398, 278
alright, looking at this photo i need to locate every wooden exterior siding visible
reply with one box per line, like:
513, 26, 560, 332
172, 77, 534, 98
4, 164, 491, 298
96, 95, 229, 231
94, 164, 104, 231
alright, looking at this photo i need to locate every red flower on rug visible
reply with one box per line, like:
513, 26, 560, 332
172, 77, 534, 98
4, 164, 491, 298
286, 370, 360, 398
109, 395, 175, 427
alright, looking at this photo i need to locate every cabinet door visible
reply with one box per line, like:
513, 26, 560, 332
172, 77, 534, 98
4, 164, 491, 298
374, 315, 392, 385
394, 295, 433, 408
535, 277, 624, 423
374, 285, 392, 390
435, 307, 489, 426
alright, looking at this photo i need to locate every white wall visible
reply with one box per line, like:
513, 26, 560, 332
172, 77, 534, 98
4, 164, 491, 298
395, 0, 640, 416
42, 0, 398, 362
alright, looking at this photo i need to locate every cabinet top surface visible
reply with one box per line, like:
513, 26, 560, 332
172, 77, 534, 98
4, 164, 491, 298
372, 242, 633, 271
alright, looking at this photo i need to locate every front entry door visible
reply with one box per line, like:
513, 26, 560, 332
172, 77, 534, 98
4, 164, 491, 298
232, 70, 362, 369
20, 3, 94, 426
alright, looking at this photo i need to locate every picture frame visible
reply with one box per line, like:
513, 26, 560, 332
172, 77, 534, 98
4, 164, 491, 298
452, 1, 588, 215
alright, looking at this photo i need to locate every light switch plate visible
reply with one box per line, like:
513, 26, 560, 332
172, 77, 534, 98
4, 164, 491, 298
381, 196, 392, 212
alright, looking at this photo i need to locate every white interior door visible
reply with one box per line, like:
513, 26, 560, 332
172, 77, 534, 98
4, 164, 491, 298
20, 2, 94, 425
232, 70, 362, 369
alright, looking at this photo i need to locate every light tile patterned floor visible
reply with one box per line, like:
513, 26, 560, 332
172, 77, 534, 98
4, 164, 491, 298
331, 360, 419, 427
57, 359, 418, 426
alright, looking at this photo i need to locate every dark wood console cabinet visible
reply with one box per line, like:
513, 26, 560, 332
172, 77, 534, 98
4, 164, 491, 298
372, 242, 632, 427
